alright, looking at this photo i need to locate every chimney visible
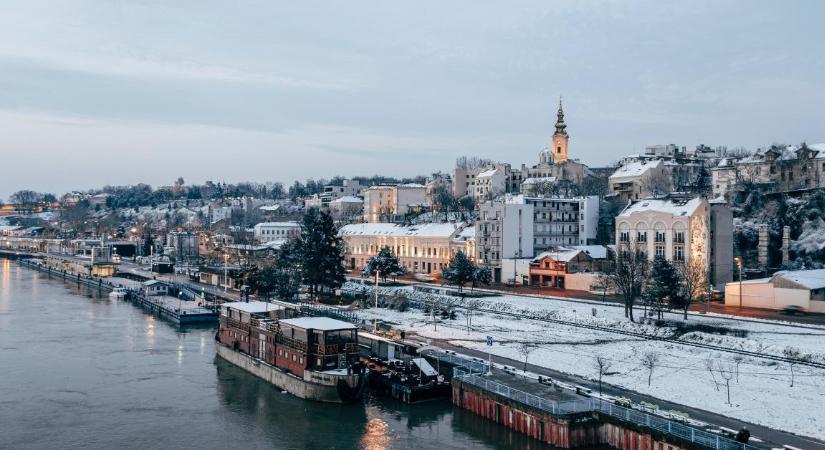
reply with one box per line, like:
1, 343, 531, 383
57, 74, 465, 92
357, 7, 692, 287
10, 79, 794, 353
757, 224, 769, 270
781, 226, 790, 265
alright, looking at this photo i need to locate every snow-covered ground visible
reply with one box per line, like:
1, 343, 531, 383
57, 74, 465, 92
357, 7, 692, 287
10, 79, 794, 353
345, 283, 825, 440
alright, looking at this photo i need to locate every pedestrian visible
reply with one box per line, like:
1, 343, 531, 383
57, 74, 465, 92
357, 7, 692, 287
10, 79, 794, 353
735, 427, 750, 443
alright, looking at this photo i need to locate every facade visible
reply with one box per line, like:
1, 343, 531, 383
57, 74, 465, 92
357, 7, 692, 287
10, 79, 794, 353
167, 231, 199, 264
143, 280, 168, 296
339, 222, 475, 275
362, 184, 427, 223
452, 163, 511, 199
475, 201, 534, 282
304, 179, 362, 209
713, 143, 825, 198
328, 196, 363, 218
507, 194, 599, 253
253, 221, 301, 244
724, 269, 825, 314
608, 159, 669, 203
528, 246, 613, 290
615, 196, 732, 289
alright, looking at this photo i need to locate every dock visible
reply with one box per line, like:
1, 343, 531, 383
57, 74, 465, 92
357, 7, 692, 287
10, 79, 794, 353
15, 258, 217, 325
451, 364, 760, 450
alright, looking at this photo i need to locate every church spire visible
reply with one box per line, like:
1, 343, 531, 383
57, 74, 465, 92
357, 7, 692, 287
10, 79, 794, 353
554, 96, 567, 136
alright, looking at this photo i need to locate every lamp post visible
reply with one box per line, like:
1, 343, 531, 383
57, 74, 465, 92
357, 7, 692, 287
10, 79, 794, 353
224, 253, 229, 293
734, 256, 743, 309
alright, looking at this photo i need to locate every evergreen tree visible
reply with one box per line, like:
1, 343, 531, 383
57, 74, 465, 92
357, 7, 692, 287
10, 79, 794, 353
470, 267, 492, 292
362, 246, 406, 282
295, 209, 346, 297
443, 251, 476, 292
642, 256, 681, 320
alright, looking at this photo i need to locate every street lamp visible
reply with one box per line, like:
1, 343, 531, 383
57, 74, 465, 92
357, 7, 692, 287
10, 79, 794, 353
224, 253, 229, 293
734, 256, 743, 309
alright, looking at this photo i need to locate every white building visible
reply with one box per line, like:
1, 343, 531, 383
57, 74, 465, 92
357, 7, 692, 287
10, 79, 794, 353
615, 196, 733, 289
252, 221, 301, 244
506, 194, 599, 253
328, 196, 363, 218
616, 197, 708, 266
608, 159, 669, 203
339, 222, 475, 275
452, 163, 511, 199
362, 184, 427, 223
475, 201, 534, 282
304, 179, 362, 209
725, 269, 825, 313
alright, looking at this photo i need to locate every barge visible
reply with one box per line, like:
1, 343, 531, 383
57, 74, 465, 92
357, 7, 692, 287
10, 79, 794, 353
216, 301, 366, 403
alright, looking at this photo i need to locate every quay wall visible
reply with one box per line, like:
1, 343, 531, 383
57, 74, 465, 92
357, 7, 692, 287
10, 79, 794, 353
453, 380, 689, 450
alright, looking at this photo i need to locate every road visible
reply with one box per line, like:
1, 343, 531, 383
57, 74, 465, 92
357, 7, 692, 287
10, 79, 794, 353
407, 333, 825, 450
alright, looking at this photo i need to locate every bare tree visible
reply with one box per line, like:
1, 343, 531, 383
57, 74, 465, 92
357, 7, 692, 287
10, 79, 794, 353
517, 342, 537, 373
677, 258, 709, 319
640, 170, 672, 198
610, 249, 648, 322
465, 298, 484, 334
593, 355, 613, 395
640, 351, 660, 386
704, 355, 720, 391
732, 355, 744, 383
782, 346, 808, 387
718, 362, 735, 405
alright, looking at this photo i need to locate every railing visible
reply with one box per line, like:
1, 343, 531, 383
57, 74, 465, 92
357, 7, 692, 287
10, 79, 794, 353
422, 350, 488, 374
452, 367, 760, 450
454, 368, 591, 416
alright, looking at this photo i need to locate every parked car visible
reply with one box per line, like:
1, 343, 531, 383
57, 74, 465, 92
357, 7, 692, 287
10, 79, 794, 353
781, 305, 806, 316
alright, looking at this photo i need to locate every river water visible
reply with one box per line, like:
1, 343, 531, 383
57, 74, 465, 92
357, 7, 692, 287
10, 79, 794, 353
0, 260, 561, 450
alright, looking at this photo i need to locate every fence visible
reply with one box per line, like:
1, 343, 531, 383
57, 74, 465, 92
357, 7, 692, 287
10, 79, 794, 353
421, 350, 489, 374
452, 367, 760, 450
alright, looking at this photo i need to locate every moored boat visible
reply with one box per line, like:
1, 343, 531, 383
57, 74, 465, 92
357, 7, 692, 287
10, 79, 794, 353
215, 301, 366, 403
109, 287, 127, 299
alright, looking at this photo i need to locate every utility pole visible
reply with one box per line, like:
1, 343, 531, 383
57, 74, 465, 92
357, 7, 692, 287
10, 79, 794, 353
374, 270, 379, 333
734, 256, 743, 309
224, 253, 229, 293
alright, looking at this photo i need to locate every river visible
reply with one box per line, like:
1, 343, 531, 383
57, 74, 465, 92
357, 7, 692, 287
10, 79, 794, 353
0, 260, 562, 450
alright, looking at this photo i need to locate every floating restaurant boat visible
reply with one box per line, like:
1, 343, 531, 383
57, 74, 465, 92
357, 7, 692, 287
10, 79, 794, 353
215, 301, 366, 403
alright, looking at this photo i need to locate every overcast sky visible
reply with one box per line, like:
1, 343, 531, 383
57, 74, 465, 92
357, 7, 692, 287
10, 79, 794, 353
1, 0, 823, 200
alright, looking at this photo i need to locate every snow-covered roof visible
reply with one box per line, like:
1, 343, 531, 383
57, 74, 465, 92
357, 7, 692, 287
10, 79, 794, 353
533, 248, 584, 263
618, 197, 704, 218
143, 280, 166, 287
568, 245, 609, 259
0, 225, 21, 232
398, 183, 426, 188
330, 196, 363, 204
222, 301, 282, 314
258, 205, 280, 211
810, 143, 825, 153
253, 221, 300, 228
521, 176, 557, 185
773, 269, 825, 290
279, 317, 356, 331
609, 159, 663, 179
339, 222, 464, 238
477, 168, 499, 178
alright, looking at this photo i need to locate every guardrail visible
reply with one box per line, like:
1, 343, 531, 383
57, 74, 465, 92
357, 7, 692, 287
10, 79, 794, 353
452, 367, 760, 450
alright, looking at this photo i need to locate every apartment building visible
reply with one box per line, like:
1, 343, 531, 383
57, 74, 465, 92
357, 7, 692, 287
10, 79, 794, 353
507, 194, 599, 254
475, 201, 534, 282
362, 184, 427, 223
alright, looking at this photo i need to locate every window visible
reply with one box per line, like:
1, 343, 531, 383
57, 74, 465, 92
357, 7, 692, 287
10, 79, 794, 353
674, 231, 685, 244
655, 232, 666, 243
674, 246, 684, 261
620, 231, 630, 242
655, 245, 665, 258
637, 231, 647, 242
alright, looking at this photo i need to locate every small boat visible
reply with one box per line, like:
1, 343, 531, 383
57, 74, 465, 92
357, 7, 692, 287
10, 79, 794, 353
109, 287, 128, 299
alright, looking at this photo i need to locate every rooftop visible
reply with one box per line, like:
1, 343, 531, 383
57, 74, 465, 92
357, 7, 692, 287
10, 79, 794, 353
609, 159, 663, 179
330, 196, 363, 204
618, 197, 704, 218
339, 222, 464, 238
254, 221, 300, 228
222, 301, 283, 314
773, 269, 825, 290
280, 316, 356, 331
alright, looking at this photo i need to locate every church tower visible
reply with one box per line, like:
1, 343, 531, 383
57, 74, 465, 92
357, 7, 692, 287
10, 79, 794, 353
552, 97, 569, 163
